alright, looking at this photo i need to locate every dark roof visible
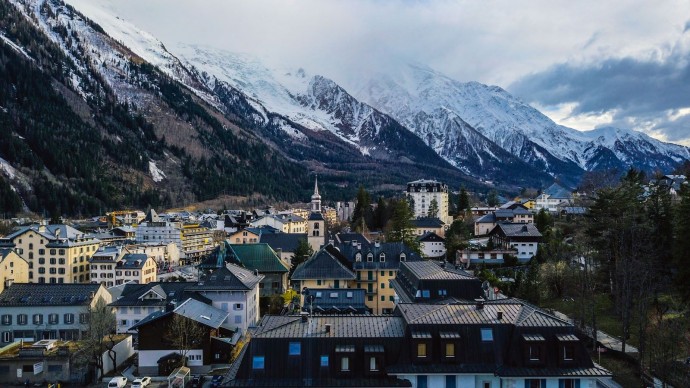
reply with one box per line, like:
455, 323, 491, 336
227, 243, 289, 273
334, 233, 370, 246
417, 231, 445, 242
2, 224, 99, 247
475, 213, 496, 223
226, 378, 411, 387
401, 261, 475, 281
411, 217, 444, 228
490, 223, 542, 238
334, 241, 423, 270
392, 261, 484, 303
302, 288, 368, 314
544, 183, 572, 199
117, 253, 150, 269
308, 212, 325, 221
0, 248, 22, 261
251, 315, 405, 338
259, 233, 305, 253
189, 263, 263, 291
0, 283, 103, 306
396, 302, 571, 327
495, 365, 611, 377
291, 245, 356, 281
109, 281, 209, 307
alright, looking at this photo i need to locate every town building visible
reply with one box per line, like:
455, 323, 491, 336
251, 214, 307, 234
90, 252, 157, 286
488, 223, 542, 262
391, 260, 483, 303
411, 217, 447, 238
0, 223, 100, 284
406, 179, 451, 224
534, 183, 574, 213
226, 243, 290, 296
131, 298, 236, 375
0, 248, 29, 293
301, 288, 369, 315
126, 242, 181, 268
417, 232, 446, 259
474, 206, 533, 236
0, 283, 111, 344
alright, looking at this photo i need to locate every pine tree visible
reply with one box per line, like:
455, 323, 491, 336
427, 198, 439, 218
386, 198, 420, 253
487, 189, 499, 207
458, 187, 470, 214
351, 185, 371, 232
673, 185, 690, 297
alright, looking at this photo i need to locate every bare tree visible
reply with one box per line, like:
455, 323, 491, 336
81, 297, 116, 379
164, 315, 206, 366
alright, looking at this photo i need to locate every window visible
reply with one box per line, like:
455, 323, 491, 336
48, 314, 58, 324
445, 376, 457, 388
525, 379, 545, 388
529, 345, 541, 361
483, 382, 491, 388
38, 258, 45, 264
563, 345, 574, 361
50, 258, 56, 265
79, 313, 89, 324
64, 314, 74, 324
379, 253, 385, 262
252, 356, 265, 370
38, 268, 45, 274
1, 315, 10, 325
399, 253, 406, 261
445, 343, 455, 358
417, 343, 427, 357
340, 356, 350, 371
235, 316, 242, 324
481, 328, 493, 341
380, 283, 385, 289
18, 314, 27, 325
355, 253, 362, 262
417, 376, 428, 388
559, 379, 578, 388
2, 331, 11, 342
289, 342, 301, 356
369, 356, 378, 371
320, 355, 329, 367
367, 253, 373, 262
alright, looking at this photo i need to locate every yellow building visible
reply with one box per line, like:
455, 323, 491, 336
181, 223, 215, 260
0, 223, 100, 284
0, 248, 29, 293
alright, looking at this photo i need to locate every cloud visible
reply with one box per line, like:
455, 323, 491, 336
509, 45, 690, 143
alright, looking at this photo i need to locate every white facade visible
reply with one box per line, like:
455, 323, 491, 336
419, 240, 446, 258
406, 180, 451, 224
126, 242, 181, 267
534, 194, 571, 213
197, 287, 260, 334
116, 305, 165, 334
136, 221, 183, 251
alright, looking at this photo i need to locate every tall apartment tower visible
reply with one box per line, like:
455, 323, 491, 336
406, 179, 450, 223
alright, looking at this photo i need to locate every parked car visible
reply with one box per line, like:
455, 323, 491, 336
132, 376, 152, 387
190, 375, 204, 388
211, 375, 225, 387
107, 376, 127, 388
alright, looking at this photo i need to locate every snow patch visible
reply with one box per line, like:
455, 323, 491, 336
0, 157, 17, 179
148, 161, 165, 182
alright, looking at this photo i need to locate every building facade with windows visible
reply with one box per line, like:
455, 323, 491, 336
0, 224, 100, 284
0, 283, 111, 344
406, 180, 451, 224
0, 248, 29, 293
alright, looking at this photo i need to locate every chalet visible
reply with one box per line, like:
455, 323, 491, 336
488, 224, 542, 262
131, 298, 236, 375
417, 232, 446, 259
109, 281, 207, 334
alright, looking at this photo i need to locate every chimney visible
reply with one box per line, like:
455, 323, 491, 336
475, 298, 484, 310
254, 269, 259, 276
352, 241, 357, 247
496, 310, 503, 320
325, 324, 331, 334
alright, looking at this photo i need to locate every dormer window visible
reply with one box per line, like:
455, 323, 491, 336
355, 253, 362, 262
367, 253, 373, 262
523, 334, 545, 364
399, 253, 406, 261
379, 253, 385, 262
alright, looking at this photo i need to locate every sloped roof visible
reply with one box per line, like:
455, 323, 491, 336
334, 233, 370, 245
334, 241, 423, 270
490, 223, 542, 238
109, 281, 208, 307
417, 232, 445, 242
291, 245, 356, 281
259, 233, 305, 253
544, 183, 572, 199
0, 283, 103, 306
307, 212, 325, 221
117, 253, 151, 269
227, 243, 289, 273
189, 263, 263, 291
401, 261, 475, 281
302, 288, 367, 313
251, 315, 405, 338
173, 298, 229, 329
411, 217, 445, 228
475, 213, 496, 223
397, 301, 570, 327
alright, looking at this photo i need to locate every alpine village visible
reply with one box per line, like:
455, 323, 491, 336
1, 0, 690, 387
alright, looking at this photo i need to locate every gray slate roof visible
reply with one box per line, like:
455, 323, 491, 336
0, 283, 103, 306
251, 315, 405, 338
401, 261, 475, 281
189, 263, 263, 291
397, 302, 570, 327
291, 245, 356, 281
109, 281, 208, 307
259, 233, 305, 253
491, 223, 542, 238
411, 217, 445, 228
173, 298, 229, 329
544, 183, 572, 199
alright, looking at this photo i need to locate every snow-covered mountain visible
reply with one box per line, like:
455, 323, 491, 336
352, 64, 690, 185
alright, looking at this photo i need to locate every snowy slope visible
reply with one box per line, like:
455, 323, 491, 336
352, 64, 690, 179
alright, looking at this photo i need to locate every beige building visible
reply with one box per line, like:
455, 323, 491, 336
90, 253, 157, 287
0, 248, 29, 293
181, 223, 215, 260
228, 229, 261, 244
126, 242, 181, 267
0, 224, 100, 284
406, 179, 452, 224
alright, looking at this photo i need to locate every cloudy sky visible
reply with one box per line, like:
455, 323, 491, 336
68, 0, 690, 145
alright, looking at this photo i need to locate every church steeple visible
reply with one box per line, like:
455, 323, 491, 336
311, 176, 321, 213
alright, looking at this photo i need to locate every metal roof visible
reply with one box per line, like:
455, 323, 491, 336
227, 243, 289, 273
173, 298, 229, 329
259, 233, 304, 253
291, 246, 356, 281
0, 283, 103, 306
397, 302, 570, 327
252, 315, 405, 339
189, 263, 263, 291
491, 223, 542, 238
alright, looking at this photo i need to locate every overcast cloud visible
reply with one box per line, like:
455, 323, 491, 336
67, 0, 690, 145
